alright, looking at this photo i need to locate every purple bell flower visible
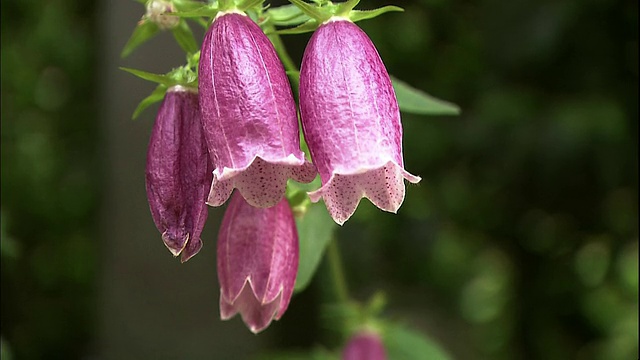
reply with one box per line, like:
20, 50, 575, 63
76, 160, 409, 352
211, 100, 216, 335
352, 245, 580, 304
217, 192, 299, 333
199, 11, 316, 209
299, 18, 421, 225
145, 86, 212, 262
342, 331, 387, 360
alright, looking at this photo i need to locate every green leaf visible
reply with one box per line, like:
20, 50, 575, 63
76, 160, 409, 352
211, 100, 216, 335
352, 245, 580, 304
276, 19, 319, 35
237, 0, 264, 12
173, 0, 208, 12
287, 0, 331, 23
132, 84, 168, 119
173, 6, 219, 18
267, 4, 311, 26
334, 0, 360, 17
171, 20, 199, 54
121, 21, 160, 58
294, 200, 337, 292
218, 0, 234, 10
120, 67, 176, 86
348, 6, 403, 23
384, 324, 453, 360
391, 77, 461, 116
187, 51, 201, 69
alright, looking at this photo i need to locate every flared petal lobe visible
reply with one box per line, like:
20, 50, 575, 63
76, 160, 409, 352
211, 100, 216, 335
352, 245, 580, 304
199, 12, 316, 209
217, 193, 299, 333
145, 86, 213, 262
342, 331, 387, 360
299, 19, 420, 225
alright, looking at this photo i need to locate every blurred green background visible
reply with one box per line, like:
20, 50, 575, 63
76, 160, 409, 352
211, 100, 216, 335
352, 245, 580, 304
1, 0, 637, 359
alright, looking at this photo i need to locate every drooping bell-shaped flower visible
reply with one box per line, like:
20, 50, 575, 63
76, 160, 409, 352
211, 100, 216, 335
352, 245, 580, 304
199, 11, 316, 209
217, 192, 299, 333
145, 85, 212, 262
299, 18, 421, 225
342, 331, 387, 360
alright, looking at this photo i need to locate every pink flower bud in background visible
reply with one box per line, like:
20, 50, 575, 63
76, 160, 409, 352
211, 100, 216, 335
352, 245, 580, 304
299, 18, 421, 225
342, 331, 387, 360
199, 12, 316, 209
217, 193, 299, 333
145, 86, 212, 262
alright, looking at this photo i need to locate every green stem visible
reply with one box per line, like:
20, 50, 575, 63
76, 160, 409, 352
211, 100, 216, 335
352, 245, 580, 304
327, 239, 350, 303
267, 26, 298, 74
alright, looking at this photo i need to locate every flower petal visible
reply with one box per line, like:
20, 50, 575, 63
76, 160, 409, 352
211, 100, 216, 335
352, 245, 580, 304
208, 156, 316, 208
309, 161, 420, 225
219, 281, 282, 334
217, 193, 299, 332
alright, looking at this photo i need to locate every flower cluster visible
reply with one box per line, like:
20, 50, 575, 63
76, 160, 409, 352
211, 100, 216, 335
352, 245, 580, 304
142, 6, 419, 333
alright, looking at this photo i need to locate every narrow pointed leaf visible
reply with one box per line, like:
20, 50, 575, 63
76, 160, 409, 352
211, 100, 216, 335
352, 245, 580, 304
294, 201, 337, 292
218, 0, 233, 9
277, 19, 319, 35
287, 0, 329, 22
132, 85, 168, 119
171, 20, 198, 54
187, 50, 201, 69
237, 0, 264, 12
195, 17, 210, 29
173, 6, 219, 18
392, 77, 461, 115
267, 4, 310, 26
120, 67, 175, 87
173, 0, 208, 11
121, 21, 160, 58
335, 0, 360, 17
349, 6, 403, 23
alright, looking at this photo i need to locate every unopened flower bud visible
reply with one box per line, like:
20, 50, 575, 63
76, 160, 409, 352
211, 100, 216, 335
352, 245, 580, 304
342, 331, 387, 360
145, 86, 212, 262
146, 0, 179, 30
217, 193, 299, 333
